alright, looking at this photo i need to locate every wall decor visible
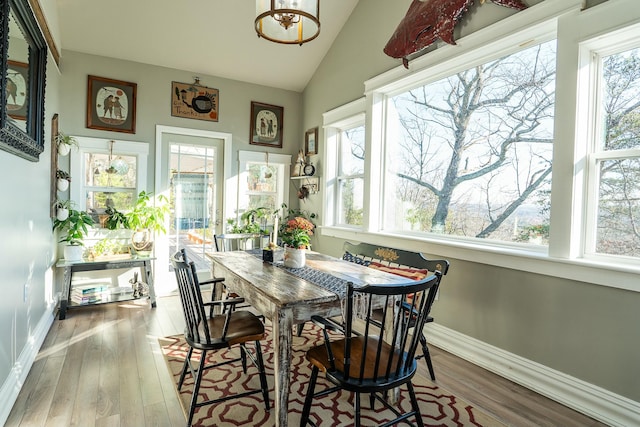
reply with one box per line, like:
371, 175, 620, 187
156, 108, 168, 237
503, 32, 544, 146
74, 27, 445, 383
250, 101, 283, 148
0, 0, 48, 162
384, 0, 528, 68
6, 60, 28, 121
305, 127, 318, 156
49, 113, 59, 218
171, 79, 219, 122
86, 75, 137, 133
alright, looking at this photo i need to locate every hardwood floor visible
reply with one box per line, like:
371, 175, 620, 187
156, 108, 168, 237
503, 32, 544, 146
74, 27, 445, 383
6, 294, 607, 427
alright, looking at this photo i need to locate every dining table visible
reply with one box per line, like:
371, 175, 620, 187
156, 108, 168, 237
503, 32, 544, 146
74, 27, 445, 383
205, 249, 413, 427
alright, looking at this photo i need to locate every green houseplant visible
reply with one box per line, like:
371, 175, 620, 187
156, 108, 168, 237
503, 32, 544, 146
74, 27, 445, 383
56, 169, 71, 191
122, 191, 169, 255
53, 208, 95, 261
55, 132, 79, 156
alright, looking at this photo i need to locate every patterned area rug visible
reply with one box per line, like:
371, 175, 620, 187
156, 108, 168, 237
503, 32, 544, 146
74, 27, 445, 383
159, 323, 505, 427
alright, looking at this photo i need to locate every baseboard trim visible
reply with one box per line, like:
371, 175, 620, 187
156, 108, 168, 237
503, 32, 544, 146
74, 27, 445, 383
428, 323, 640, 427
0, 309, 54, 426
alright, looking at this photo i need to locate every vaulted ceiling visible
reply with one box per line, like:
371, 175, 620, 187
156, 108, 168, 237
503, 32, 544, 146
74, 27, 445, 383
56, 0, 360, 92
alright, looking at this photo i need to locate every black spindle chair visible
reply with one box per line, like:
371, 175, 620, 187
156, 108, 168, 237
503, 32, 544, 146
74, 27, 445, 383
171, 251, 270, 427
300, 272, 440, 427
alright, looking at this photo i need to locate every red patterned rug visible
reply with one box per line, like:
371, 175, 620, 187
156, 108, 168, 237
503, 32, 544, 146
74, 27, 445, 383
159, 323, 505, 427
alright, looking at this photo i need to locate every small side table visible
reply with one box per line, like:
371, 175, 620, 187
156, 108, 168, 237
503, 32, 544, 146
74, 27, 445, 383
56, 256, 157, 320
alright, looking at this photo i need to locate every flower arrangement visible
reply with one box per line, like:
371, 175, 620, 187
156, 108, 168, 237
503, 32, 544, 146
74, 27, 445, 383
280, 216, 314, 249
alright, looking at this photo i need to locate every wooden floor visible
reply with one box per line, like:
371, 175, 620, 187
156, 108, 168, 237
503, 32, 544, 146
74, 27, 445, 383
6, 294, 607, 427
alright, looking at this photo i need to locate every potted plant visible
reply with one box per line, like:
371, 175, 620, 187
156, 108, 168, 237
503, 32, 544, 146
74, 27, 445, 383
53, 208, 95, 261
54, 199, 72, 221
55, 132, 79, 156
56, 169, 71, 191
125, 191, 169, 255
280, 216, 314, 268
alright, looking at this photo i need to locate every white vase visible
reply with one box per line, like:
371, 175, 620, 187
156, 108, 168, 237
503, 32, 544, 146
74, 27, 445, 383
57, 178, 69, 192
283, 247, 305, 268
58, 143, 71, 156
56, 207, 69, 221
64, 245, 84, 261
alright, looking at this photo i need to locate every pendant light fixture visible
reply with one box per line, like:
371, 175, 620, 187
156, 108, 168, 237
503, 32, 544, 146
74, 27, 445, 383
255, 0, 320, 46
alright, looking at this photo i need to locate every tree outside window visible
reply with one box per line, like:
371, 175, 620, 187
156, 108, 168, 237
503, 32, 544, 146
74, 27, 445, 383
384, 40, 557, 245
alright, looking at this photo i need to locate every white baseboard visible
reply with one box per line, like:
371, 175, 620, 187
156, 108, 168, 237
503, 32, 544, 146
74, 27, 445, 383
427, 323, 640, 427
0, 309, 54, 426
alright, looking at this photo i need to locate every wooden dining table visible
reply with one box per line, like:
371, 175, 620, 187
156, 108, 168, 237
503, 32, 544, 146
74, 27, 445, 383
206, 250, 412, 427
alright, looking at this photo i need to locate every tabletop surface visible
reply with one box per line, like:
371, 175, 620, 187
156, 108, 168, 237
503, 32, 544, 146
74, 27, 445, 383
206, 250, 412, 307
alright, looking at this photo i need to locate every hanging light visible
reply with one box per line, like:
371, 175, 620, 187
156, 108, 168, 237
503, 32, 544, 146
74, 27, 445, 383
255, 0, 320, 46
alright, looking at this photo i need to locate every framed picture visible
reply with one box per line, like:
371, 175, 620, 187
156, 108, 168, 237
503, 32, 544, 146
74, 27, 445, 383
171, 80, 219, 122
6, 60, 28, 121
250, 101, 283, 148
305, 127, 318, 155
86, 75, 137, 133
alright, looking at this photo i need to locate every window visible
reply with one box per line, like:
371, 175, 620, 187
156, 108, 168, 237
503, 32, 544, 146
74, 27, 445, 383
324, 98, 365, 228
70, 137, 149, 226
584, 44, 640, 259
382, 40, 556, 245
237, 151, 290, 226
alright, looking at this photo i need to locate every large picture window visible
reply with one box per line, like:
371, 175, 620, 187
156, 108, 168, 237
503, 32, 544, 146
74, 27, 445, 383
383, 41, 556, 245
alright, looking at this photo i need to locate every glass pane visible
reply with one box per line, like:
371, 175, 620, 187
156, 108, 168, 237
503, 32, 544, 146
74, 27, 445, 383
247, 163, 277, 193
86, 190, 136, 226
339, 177, 364, 225
601, 48, 640, 151
596, 157, 640, 256
340, 125, 365, 175
384, 41, 556, 244
84, 152, 137, 188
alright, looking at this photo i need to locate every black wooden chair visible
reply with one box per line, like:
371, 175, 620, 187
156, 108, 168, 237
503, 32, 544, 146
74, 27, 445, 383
179, 248, 227, 318
171, 251, 270, 427
342, 242, 450, 381
300, 273, 440, 427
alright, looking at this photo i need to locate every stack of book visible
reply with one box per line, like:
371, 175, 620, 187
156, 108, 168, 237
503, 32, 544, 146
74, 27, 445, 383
71, 283, 110, 305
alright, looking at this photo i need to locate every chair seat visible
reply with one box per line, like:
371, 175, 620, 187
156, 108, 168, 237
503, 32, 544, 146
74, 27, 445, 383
306, 336, 414, 389
188, 310, 265, 349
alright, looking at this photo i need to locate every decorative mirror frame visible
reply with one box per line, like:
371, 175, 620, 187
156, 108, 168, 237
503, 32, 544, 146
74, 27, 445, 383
0, 0, 47, 162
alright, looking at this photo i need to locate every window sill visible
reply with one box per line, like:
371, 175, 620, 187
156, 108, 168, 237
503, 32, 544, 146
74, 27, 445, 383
319, 226, 640, 293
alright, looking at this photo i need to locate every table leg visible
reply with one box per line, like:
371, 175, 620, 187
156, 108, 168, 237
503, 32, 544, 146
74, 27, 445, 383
142, 260, 157, 308
59, 267, 72, 320
272, 308, 294, 427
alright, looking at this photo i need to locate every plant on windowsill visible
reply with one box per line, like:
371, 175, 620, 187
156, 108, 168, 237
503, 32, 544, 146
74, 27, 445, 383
53, 207, 95, 261
124, 191, 170, 255
226, 207, 270, 234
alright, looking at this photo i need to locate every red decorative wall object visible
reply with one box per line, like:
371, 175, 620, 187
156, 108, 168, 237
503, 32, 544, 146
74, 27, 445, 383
384, 0, 528, 68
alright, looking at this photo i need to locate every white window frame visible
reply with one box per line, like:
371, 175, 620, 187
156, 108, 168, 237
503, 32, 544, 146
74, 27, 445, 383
323, 98, 366, 229
69, 137, 149, 212
237, 150, 291, 224
321, 0, 640, 292
576, 25, 640, 266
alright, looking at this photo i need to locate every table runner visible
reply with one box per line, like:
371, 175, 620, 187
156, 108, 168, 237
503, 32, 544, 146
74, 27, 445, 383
247, 249, 352, 298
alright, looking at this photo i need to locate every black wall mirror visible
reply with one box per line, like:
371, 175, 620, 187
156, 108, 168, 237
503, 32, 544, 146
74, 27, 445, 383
0, 0, 47, 162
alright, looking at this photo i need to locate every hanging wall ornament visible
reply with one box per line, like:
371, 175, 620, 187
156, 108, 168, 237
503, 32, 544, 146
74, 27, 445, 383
383, 0, 528, 68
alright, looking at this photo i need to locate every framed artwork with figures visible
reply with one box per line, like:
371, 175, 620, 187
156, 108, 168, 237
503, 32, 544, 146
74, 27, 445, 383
305, 127, 318, 155
250, 101, 283, 148
86, 75, 137, 134
6, 60, 28, 121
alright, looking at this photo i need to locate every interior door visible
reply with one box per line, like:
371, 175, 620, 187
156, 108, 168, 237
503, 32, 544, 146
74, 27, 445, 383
155, 128, 227, 295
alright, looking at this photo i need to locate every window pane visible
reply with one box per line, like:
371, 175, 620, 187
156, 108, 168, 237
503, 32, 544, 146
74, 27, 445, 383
596, 158, 640, 256
247, 163, 277, 193
384, 41, 556, 244
84, 152, 137, 188
339, 177, 364, 225
601, 48, 640, 151
340, 126, 365, 175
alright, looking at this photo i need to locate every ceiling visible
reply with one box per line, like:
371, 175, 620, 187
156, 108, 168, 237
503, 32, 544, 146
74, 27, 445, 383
55, 0, 360, 92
